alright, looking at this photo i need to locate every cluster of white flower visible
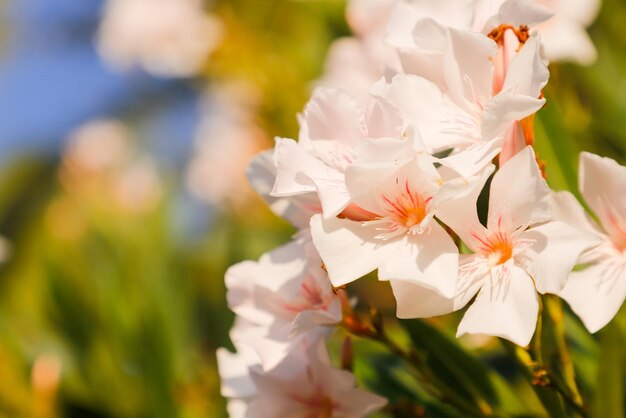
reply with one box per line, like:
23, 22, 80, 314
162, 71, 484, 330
219, 0, 612, 416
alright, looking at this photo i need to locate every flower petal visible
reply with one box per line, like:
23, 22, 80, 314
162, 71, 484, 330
247, 150, 320, 229
273, 138, 350, 218
310, 214, 387, 286
580, 152, 626, 226
435, 165, 495, 249
299, 88, 366, 146
443, 28, 497, 110
535, 14, 597, 65
391, 263, 482, 318
379, 222, 459, 297
551, 190, 601, 235
365, 96, 404, 139
457, 265, 539, 346
482, 94, 545, 141
382, 74, 464, 152
560, 265, 626, 333
523, 221, 601, 294
488, 146, 551, 230
437, 140, 502, 178
502, 33, 549, 98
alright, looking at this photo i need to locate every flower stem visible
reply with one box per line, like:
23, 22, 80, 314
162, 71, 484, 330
340, 307, 493, 418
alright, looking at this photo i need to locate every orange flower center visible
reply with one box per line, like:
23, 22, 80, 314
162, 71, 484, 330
473, 228, 514, 266
381, 180, 432, 233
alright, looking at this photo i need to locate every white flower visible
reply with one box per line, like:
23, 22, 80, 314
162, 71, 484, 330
534, 0, 601, 65
557, 152, 626, 332
97, 0, 223, 77
272, 88, 403, 218
247, 336, 387, 418
217, 322, 259, 418
394, 147, 597, 346
225, 235, 341, 369
247, 150, 321, 230
386, 0, 598, 70
218, 330, 386, 418
386, 0, 551, 85
310, 140, 491, 297
379, 29, 547, 177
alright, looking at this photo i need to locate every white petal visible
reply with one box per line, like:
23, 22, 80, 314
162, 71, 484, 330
523, 221, 601, 294
580, 152, 626, 225
225, 399, 250, 418
483, 0, 553, 30
435, 165, 494, 249
560, 265, 626, 333
365, 96, 404, 138
437, 139, 501, 178
291, 299, 342, 335
443, 29, 497, 109
535, 15, 597, 65
272, 138, 350, 218
378, 223, 459, 298
397, 49, 446, 90
481, 94, 545, 141
488, 146, 551, 230
555, 0, 601, 26
247, 151, 320, 229
458, 265, 539, 346
502, 33, 549, 98
216, 345, 258, 398
385, 0, 474, 51
299, 88, 366, 146
310, 215, 387, 286
551, 191, 601, 235
352, 137, 415, 166
391, 265, 482, 318
383, 74, 463, 152
225, 261, 279, 326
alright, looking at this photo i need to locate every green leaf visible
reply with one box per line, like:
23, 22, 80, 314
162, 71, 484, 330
594, 321, 625, 418
401, 319, 500, 413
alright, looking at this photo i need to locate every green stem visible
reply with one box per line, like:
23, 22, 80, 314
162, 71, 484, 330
502, 340, 569, 418
342, 321, 491, 418
544, 296, 584, 406
502, 337, 589, 418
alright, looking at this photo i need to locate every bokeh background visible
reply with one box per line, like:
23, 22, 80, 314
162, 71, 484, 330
0, 0, 624, 417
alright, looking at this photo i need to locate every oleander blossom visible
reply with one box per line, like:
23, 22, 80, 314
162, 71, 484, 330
377, 27, 548, 177
386, 0, 599, 73
556, 153, 626, 332
249, 336, 387, 418
225, 234, 341, 369
97, 0, 223, 77
310, 138, 492, 297
391, 148, 598, 345
534, 0, 601, 65
272, 88, 404, 218
218, 333, 386, 418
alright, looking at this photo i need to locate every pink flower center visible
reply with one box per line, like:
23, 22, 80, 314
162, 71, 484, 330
283, 275, 331, 314
605, 208, 626, 255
